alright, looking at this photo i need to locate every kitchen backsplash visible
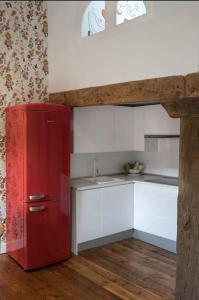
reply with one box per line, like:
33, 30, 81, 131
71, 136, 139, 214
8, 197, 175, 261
71, 139, 179, 178
71, 152, 135, 178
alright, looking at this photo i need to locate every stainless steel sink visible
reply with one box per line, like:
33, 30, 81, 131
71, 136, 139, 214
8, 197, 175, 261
85, 176, 124, 184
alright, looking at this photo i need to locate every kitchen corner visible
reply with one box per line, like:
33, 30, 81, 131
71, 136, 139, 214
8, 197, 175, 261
71, 172, 178, 255
70, 104, 179, 256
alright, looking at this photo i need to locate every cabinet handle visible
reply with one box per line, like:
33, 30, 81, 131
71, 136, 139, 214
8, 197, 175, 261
29, 194, 45, 201
29, 206, 46, 212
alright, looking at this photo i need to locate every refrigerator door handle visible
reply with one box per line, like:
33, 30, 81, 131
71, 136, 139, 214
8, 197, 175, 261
29, 206, 46, 212
29, 194, 45, 201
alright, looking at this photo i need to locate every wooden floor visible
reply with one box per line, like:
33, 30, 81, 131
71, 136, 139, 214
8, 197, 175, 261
0, 238, 176, 300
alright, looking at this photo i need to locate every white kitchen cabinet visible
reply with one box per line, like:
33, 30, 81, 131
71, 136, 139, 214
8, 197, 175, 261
95, 106, 115, 152
76, 189, 102, 243
134, 181, 178, 241
144, 105, 180, 135
73, 104, 180, 153
73, 106, 98, 153
73, 106, 135, 153
101, 184, 134, 236
72, 183, 134, 254
73, 106, 115, 153
133, 106, 145, 151
114, 106, 134, 151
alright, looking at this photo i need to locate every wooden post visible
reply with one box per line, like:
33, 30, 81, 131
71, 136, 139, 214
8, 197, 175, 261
163, 102, 199, 299
176, 116, 199, 299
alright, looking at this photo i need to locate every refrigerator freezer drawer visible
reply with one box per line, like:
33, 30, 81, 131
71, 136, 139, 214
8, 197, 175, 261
23, 200, 71, 270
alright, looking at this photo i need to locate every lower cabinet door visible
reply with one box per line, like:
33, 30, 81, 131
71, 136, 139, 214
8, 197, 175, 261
101, 184, 134, 236
76, 189, 102, 243
134, 182, 178, 241
75, 184, 134, 245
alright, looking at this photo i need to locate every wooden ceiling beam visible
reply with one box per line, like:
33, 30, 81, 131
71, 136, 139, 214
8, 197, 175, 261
163, 97, 199, 118
49, 75, 185, 107
185, 72, 199, 98
49, 73, 199, 107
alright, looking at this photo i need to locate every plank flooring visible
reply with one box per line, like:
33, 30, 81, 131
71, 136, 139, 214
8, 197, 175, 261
0, 238, 176, 300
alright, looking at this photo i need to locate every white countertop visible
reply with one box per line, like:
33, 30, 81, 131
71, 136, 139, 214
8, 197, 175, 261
70, 174, 179, 191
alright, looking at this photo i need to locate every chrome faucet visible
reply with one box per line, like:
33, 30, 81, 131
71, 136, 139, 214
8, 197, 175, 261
93, 159, 99, 178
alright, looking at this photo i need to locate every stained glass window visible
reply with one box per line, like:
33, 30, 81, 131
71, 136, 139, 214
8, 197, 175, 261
116, 1, 147, 25
81, 1, 106, 38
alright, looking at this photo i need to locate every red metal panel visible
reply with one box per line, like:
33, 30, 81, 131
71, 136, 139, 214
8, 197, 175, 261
6, 103, 68, 112
23, 200, 70, 270
24, 109, 70, 202
6, 109, 26, 266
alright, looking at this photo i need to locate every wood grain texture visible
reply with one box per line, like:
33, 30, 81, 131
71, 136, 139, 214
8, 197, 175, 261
175, 117, 199, 300
49, 76, 184, 107
163, 98, 199, 118
163, 100, 199, 299
49, 73, 199, 108
0, 238, 176, 300
185, 72, 199, 98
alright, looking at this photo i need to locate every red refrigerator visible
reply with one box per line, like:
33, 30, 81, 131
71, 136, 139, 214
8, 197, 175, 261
6, 103, 71, 270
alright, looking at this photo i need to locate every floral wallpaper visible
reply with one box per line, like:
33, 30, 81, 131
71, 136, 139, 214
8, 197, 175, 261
0, 1, 48, 247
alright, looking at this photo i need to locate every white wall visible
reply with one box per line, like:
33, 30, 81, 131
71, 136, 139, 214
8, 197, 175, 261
48, 1, 199, 92
71, 142, 179, 178
71, 151, 134, 178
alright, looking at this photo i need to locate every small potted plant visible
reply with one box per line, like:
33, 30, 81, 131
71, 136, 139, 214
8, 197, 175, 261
123, 161, 144, 175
